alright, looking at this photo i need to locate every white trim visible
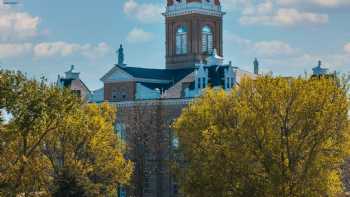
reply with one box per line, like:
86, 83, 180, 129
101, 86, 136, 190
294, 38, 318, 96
134, 78, 171, 84
163, 9, 225, 17
103, 78, 171, 84
108, 98, 192, 107
100, 65, 135, 82
163, 2, 225, 17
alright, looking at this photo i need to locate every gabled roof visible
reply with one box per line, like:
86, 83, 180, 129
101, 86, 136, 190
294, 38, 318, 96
100, 65, 135, 82
102, 65, 194, 84
118, 66, 194, 83
59, 78, 91, 93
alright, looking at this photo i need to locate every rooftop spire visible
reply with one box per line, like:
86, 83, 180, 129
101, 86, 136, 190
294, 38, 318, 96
254, 58, 259, 75
117, 44, 124, 66
69, 65, 74, 72
312, 60, 328, 76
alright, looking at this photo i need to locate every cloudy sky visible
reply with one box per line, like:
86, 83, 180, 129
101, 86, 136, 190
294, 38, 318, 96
0, 0, 349, 90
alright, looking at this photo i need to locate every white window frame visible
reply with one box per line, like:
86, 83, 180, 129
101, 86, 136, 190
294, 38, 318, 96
201, 25, 213, 54
176, 26, 188, 55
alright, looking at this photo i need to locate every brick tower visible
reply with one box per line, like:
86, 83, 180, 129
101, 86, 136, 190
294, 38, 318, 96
164, 0, 225, 69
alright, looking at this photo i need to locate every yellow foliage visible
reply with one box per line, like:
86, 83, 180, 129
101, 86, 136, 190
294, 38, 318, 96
174, 76, 350, 197
0, 70, 133, 196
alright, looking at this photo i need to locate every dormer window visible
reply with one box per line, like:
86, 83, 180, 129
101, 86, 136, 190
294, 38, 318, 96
176, 26, 188, 55
202, 25, 213, 54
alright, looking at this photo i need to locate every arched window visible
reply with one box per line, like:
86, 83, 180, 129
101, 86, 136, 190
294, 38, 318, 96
176, 26, 187, 55
202, 25, 213, 54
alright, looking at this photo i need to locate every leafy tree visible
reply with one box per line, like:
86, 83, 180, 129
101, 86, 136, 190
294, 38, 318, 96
173, 76, 350, 197
0, 70, 132, 196
45, 103, 133, 197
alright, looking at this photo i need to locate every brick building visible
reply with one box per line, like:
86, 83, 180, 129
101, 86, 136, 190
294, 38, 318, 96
54, 1, 346, 196
86, 0, 258, 196
57, 65, 91, 101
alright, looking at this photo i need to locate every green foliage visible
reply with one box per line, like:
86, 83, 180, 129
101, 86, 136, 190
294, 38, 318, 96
0, 70, 133, 196
174, 76, 350, 197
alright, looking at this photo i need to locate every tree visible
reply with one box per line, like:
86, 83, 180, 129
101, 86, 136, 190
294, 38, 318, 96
0, 70, 133, 196
44, 103, 133, 197
173, 76, 350, 197
0, 70, 77, 196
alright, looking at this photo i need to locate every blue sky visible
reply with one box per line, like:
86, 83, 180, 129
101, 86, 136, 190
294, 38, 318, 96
0, 0, 349, 90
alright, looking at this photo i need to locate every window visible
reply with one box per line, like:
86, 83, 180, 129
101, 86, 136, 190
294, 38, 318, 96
72, 90, 81, 97
231, 78, 234, 88
115, 123, 126, 141
121, 93, 127, 100
173, 182, 178, 195
202, 25, 213, 54
202, 77, 206, 88
172, 136, 179, 149
112, 90, 118, 100
176, 26, 188, 55
198, 78, 201, 89
118, 186, 127, 197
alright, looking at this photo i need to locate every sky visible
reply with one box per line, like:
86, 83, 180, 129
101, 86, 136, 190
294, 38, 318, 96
0, 0, 349, 90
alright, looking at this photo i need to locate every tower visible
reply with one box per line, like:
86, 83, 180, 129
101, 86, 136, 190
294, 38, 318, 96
163, 0, 225, 69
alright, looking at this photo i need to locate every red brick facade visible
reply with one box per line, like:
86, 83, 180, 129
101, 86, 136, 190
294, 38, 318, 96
165, 14, 223, 69
115, 100, 189, 197
104, 81, 136, 102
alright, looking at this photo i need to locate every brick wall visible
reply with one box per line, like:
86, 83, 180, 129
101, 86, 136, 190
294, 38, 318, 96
166, 13, 223, 69
115, 100, 188, 197
104, 81, 136, 102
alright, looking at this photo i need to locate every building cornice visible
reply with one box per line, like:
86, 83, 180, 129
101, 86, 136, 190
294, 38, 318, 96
163, 2, 225, 17
108, 98, 193, 107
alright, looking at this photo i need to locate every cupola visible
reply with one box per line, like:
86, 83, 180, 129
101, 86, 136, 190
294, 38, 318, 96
164, 0, 225, 69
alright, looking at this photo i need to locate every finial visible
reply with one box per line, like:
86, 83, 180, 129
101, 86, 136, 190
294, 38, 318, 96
254, 58, 259, 75
118, 44, 124, 66
69, 65, 74, 72
318, 60, 322, 67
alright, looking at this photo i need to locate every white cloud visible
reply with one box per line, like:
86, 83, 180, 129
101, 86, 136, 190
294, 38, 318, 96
0, 43, 32, 58
225, 32, 299, 58
221, 0, 253, 10
33, 42, 111, 59
0, 5, 40, 41
224, 31, 252, 47
224, 32, 350, 74
80, 42, 111, 59
123, 0, 163, 24
344, 43, 350, 54
0, 42, 111, 59
34, 42, 80, 57
253, 40, 297, 57
127, 28, 153, 43
277, 0, 350, 7
221, 0, 329, 26
240, 8, 328, 26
